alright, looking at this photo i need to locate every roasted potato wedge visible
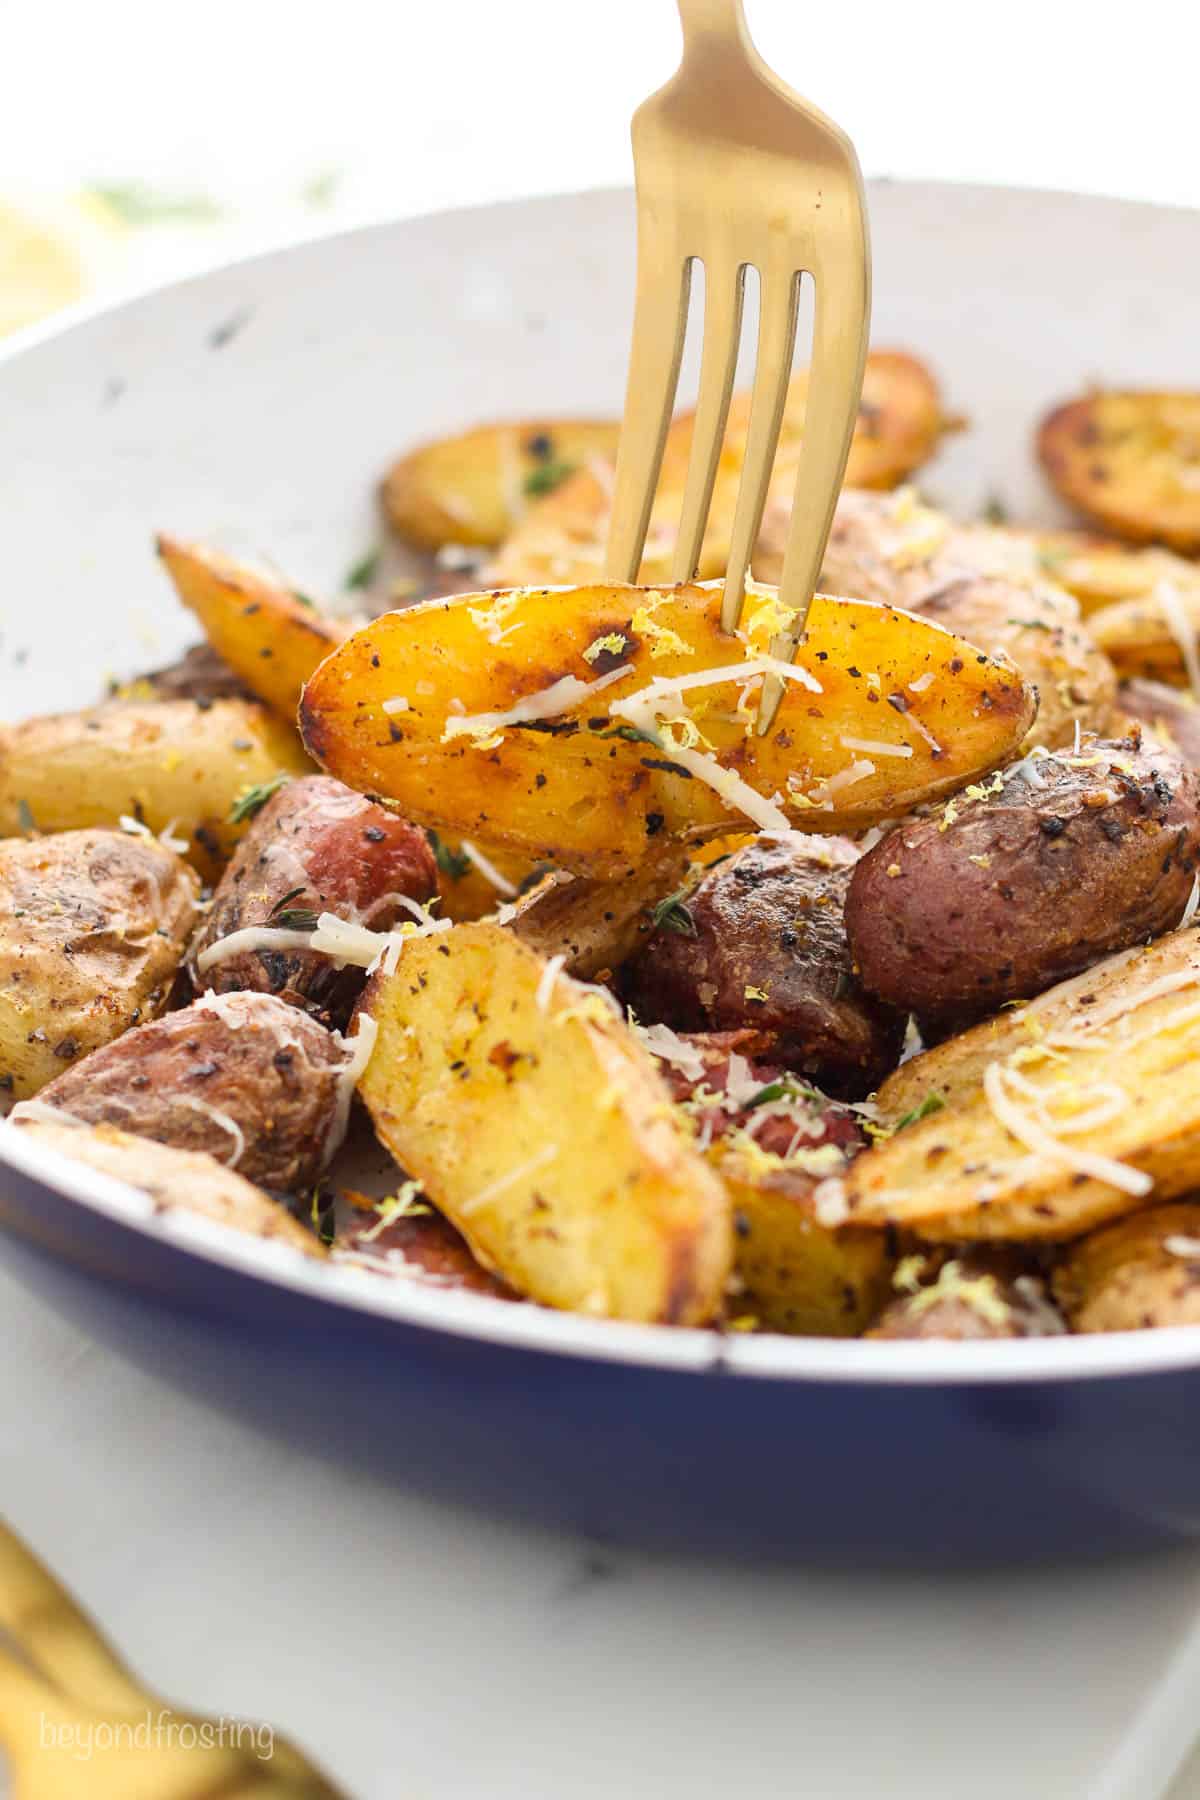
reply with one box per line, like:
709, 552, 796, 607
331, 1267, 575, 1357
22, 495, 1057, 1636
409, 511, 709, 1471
1088, 574, 1200, 688
156, 536, 349, 720
840, 928, 1200, 1241
300, 583, 1034, 877
0, 699, 311, 879
485, 352, 950, 587
382, 419, 622, 551
788, 490, 1114, 749
1038, 390, 1200, 551
355, 922, 731, 1322
506, 844, 690, 978
1053, 1203, 1200, 1332
1032, 534, 1194, 617
0, 829, 198, 1103
720, 1150, 893, 1337
11, 1117, 323, 1256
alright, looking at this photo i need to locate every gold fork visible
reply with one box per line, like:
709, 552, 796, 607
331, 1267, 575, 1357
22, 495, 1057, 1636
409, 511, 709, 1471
0, 1520, 344, 1797
604, 0, 871, 732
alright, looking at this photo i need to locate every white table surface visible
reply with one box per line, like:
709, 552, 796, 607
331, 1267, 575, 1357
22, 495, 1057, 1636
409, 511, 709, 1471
6, 2, 1200, 1793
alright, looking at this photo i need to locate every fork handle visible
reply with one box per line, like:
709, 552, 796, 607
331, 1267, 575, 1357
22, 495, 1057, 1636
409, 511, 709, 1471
676, 0, 751, 52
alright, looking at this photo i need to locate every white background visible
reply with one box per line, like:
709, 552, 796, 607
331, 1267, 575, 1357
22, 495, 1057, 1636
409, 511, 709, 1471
4, 3, 1200, 1796
3, 0, 1198, 233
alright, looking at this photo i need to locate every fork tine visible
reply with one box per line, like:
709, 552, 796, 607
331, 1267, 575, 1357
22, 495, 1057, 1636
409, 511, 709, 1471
719, 269, 801, 632
756, 249, 871, 732
671, 262, 746, 584
604, 255, 693, 583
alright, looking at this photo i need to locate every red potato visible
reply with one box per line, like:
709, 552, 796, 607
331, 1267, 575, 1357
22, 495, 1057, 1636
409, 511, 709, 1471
622, 835, 905, 1097
24, 990, 358, 1192
190, 775, 437, 1027
845, 734, 1200, 1031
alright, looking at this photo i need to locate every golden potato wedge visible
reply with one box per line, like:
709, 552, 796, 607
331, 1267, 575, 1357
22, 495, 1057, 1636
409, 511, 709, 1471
1038, 391, 1200, 552
1031, 534, 1193, 617
0, 829, 198, 1102
381, 419, 622, 551
356, 922, 731, 1322
300, 583, 1034, 877
1053, 1202, 1200, 1332
0, 698, 311, 880
156, 536, 348, 720
505, 843, 691, 978
776, 490, 1114, 748
1088, 573, 1200, 688
485, 351, 950, 587
841, 928, 1200, 1242
12, 1117, 323, 1256
719, 1149, 893, 1336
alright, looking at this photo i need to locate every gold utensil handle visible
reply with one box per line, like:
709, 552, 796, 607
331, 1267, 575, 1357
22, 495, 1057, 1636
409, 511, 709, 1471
0, 1519, 345, 1796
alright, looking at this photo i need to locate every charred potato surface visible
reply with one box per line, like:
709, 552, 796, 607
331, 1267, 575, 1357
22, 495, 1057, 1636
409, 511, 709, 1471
300, 582, 1034, 877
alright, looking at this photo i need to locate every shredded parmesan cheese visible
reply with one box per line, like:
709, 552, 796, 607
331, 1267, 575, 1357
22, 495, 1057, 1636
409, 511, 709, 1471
444, 662, 632, 744
324, 1012, 378, 1166
382, 695, 409, 715
982, 1061, 1152, 1196
119, 814, 190, 855
458, 1144, 560, 1216
1164, 1235, 1200, 1260
459, 840, 518, 897
838, 736, 913, 760
535, 953, 567, 1014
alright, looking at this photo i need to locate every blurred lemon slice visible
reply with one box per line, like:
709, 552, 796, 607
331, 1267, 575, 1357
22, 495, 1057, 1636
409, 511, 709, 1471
0, 194, 126, 337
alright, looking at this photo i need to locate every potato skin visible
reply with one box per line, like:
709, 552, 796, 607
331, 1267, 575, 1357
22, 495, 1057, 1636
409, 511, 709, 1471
846, 736, 1200, 1028
25, 990, 351, 1192
382, 419, 622, 551
0, 699, 311, 881
12, 1117, 323, 1257
0, 829, 198, 1105
156, 536, 349, 719
189, 775, 437, 1027
335, 1193, 517, 1298
623, 838, 904, 1097
867, 1249, 1064, 1340
1053, 1203, 1200, 1332
1038, 391, 1200, 552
